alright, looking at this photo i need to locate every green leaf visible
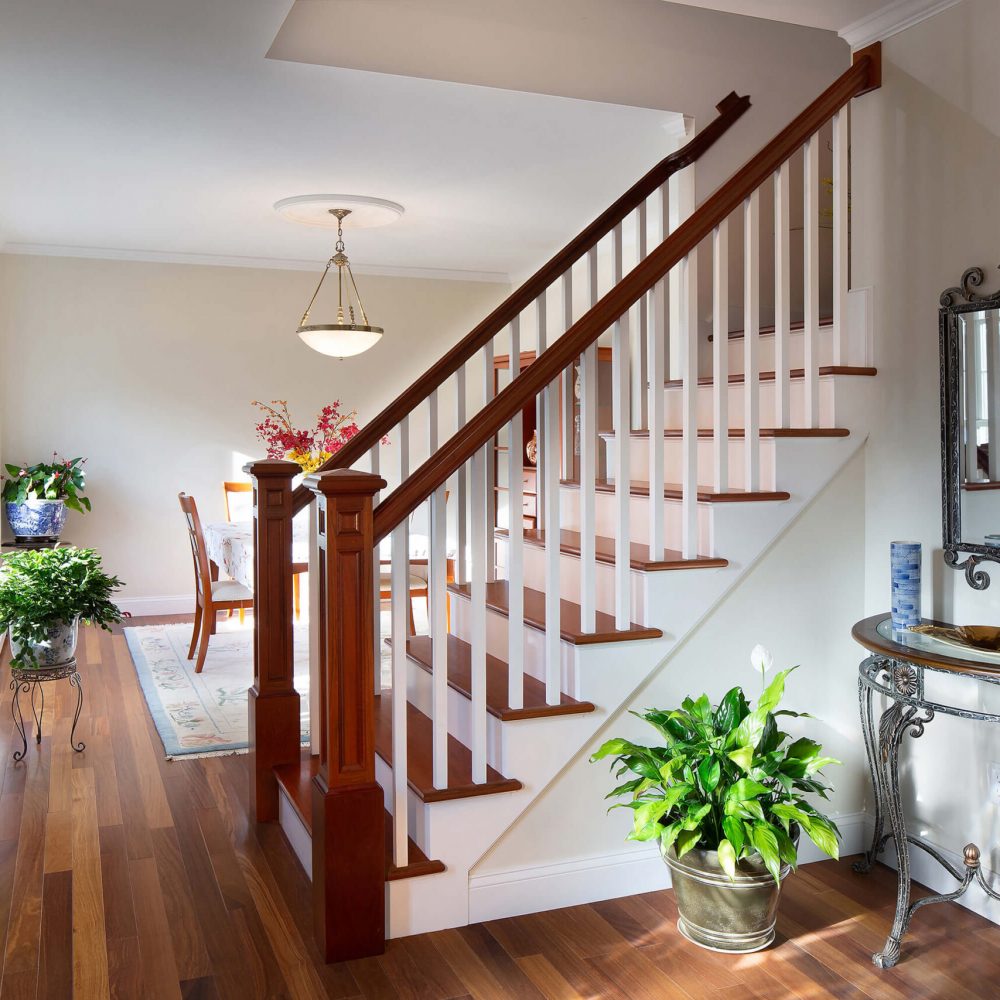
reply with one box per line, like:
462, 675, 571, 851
698, 756, 721, 794
785, 737, 822, 760
712, 687, 748, 734
731, 705, 769, 750
727, 746, 754, 772
659, 822, 681, 851
751, 822, 783, 884
675, 828, 701, 859
717, 839, 737, 880
758, 667, 796, 714
722, 816, 745, 855
682, 802, 712, 831
804, 756, 842, 775
728, 778, 770, 802
803, 816, 840, 860
773, 825, 798, 868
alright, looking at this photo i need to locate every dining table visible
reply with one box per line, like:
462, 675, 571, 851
203, 515, 310, 590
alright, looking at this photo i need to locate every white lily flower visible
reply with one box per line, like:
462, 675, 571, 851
750, 644, 774, 677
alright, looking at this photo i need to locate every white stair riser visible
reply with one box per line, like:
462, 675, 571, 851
725, 324, 836, 374
600, 434, 777, 491
558, 486, 713, 552
664, 377, 836, 429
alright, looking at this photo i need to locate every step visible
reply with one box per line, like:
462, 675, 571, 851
447, 579, 661, 645
721, 319, 836, 372
494, 526, 728, 571
663, 365, 877, 388
562, 479, 790, 504
374, 695, 522, 803
273, 754, 446, 881
401, 633, 595, 721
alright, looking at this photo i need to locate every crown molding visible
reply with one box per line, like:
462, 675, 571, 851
840, 0, 962, 49
0, 242, 510, 285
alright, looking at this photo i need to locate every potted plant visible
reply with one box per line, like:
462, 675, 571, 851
2, 455, 91, 542
591, 646, 841, 954
0, 547, 123, 667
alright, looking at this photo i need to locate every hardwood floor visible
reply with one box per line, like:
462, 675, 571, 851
1, 621, 999, 999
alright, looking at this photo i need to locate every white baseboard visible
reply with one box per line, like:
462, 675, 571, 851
469, 811, 868, 924
117, 594, 195, 617
863, 818, 1000, 926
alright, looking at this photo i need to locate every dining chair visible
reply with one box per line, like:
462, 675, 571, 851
223, 480, 304, 620
179, 493, 253, 673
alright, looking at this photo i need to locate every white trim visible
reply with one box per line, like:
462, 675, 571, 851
468, 811, 868, 924
864, 818, 1000, 926
0, 243, 510, 285
278, 787, 313, 880
839, 0, 961, 49
117, 594, 195, 618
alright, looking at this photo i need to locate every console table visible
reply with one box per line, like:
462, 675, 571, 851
852, 613, 1000, 968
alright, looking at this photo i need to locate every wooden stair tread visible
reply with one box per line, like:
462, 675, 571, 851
374, 696, 522, 803
447, 579, 661, 645
401, 633, 595, 722
615, 427, 851, 439
558, 479, 789, 504
273, 754, 446, 881
664, 365, 877, 388
708, 316, 834, 342
494, 527, 728, 571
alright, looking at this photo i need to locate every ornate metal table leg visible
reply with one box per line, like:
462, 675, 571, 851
854, 674, 885, 874
69, 671, 85, 753
9, 679, 28, 763
30, 681, 44, 745
872, 702, 935, 969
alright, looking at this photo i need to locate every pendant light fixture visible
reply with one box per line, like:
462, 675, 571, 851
296, 208, 383, 359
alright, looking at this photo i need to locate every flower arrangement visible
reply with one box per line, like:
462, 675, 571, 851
591, 645, 841, 883
252, 400, 364, 475
2, 455, 91, 513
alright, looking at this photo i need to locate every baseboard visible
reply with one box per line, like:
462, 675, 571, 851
863, 817, 1000, 926
468, 811, 867, 924
117, 594, 195, 617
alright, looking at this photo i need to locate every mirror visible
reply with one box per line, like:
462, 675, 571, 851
940, 266, 1000, 589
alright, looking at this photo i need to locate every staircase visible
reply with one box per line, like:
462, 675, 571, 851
244, 45, 882, 963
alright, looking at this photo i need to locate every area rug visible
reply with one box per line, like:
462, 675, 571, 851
124, 617, 311, 759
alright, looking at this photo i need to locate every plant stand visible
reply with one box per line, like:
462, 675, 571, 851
9, 659, 84, 762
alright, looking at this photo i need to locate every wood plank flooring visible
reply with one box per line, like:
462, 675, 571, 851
1, 620, 999, 998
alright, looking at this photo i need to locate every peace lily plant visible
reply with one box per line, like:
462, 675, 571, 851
591, 645, 841, 952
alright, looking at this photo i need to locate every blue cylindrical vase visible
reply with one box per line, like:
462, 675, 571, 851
890, 541, 922, 630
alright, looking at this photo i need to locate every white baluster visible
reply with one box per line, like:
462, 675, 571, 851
744, 190, 760, 492
507, 317, 525, 709
612, 222, 632, 628
390, 521, 409, 867
774, 163, 791, 429
804, 133, 820, 427
455, 365, 467, 581
430, 481, 448, 789
832, 110, 848, 369
649, 272, 666, 560
470, 448, 488, 782
989, 311, 1000, 481
681, 253, 698, 560
483, 340, 496, 581
634, 204, 649, 429
370, 444, 382, 696
544, 377, 562, 706
535, 294, 548, 530
561, 274, 575, 476
712, 221, 729, 494
580, 249, 598, 634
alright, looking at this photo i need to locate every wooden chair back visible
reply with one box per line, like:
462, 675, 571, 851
178, 493, 213, 601
223, 480, 253, 522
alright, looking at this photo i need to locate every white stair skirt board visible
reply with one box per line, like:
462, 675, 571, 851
278, 785, 313, 880
117, 594, 199, 617
863, 818, 1000, 928
469, 812, 868, 924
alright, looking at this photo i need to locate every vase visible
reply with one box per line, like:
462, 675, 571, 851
661, 839, 793, 953
9, 617, 80, 667
5, 499, 68, 542
890, 541, 922, 630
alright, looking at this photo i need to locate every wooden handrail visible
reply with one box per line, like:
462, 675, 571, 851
289, 90, 751, 516
372, 45, 881, 544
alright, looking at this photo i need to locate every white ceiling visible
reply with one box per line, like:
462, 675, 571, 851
661, 0, 891, 33
0, 0, 684, 280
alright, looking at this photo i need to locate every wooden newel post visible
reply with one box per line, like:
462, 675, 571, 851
305, 468, 387, 962
245, 459, 301, 823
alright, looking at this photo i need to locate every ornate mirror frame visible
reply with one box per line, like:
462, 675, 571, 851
939, 266, 1000, 589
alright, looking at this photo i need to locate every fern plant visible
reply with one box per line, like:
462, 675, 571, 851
0, 547, 123, 666
591, 651, 841, 883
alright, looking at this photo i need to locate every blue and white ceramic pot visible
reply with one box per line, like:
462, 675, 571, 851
9, 617, 80, 667
5, 499, 68, 542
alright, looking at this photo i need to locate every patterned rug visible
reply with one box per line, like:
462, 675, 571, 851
124, 617, 311, 759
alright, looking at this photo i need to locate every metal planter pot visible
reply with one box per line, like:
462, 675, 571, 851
5, 498, 68, 542
9, 617, 80, 667
661, 838, 793, 953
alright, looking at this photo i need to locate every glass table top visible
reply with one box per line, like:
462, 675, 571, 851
876, 617, 1000, 668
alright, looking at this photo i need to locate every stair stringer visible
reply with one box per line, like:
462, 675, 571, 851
386, 377, 880, 937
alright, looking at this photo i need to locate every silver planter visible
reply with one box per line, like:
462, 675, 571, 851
9, 617, 80, 667
661, 838, 793, 953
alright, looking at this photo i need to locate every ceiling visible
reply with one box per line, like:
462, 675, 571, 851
0, 0, 684, 281
660, 1, 892, 33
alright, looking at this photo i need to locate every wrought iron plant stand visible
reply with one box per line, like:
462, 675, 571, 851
853, 616, 1000, 968
9, 659, 85, 762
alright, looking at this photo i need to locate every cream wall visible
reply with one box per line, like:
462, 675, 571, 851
0, 253, 507, 607
849, 0, 1000, 908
